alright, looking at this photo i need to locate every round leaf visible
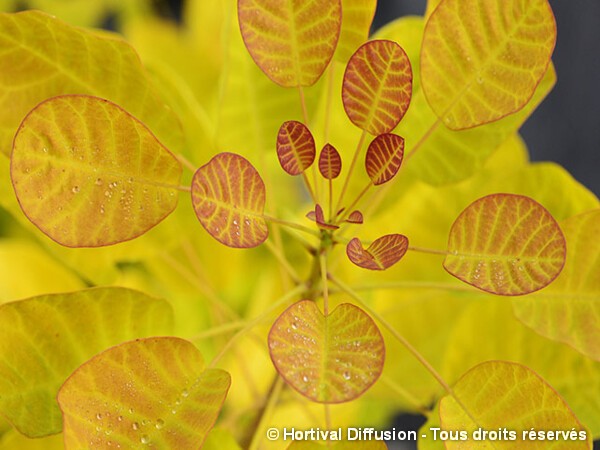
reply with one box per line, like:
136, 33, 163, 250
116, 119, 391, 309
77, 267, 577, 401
238, 0, 342, 87
276, 121, 316, 176
268, 300, 385, 403
318, 143, 342, 180
346, 234, 409, 270
440, 361, 591, 449
58, 337, 231, 450
191, 152, 268, 248
0, 287, 173, 437
444, 194, 566, 295
342, 40, 412, 134
365, 133, 405, 185
421, 0, 556, 130
11, 95, 182, 248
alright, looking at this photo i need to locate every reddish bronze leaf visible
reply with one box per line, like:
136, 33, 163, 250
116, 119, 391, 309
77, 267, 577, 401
276, 121, 316, 176
342, 40, 412, 134
191, 152, 268, 248
318, 144, 342, 180
346, 210, 364, 224
365, 133, 405, 185
307, 204, 339, 231
268, 300, 385, 403
346, 234, 408, 270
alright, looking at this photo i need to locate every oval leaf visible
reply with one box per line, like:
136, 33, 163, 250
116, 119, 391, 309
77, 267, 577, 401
191, 152, 268, 248
318, 143, 342, 180
342, 40, 412, 134
276, 121, 316, 176
334, 0, 378, 63
439, 361, 591, 449
58, 337, 231, 450
11, 95, 182, 248
365, 133, 405, 185
444, 194, 566, 295
421, 0, 556, 129
238, 0, 342, 87
0, 287, 173, 437
346, 234, 408, 270
268, 300, 384, 403
513, 210, 600, 361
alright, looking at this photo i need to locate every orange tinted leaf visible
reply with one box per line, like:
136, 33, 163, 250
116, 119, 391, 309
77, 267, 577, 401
11, 95, 182, 248
334, 0, 377, 63
238, 0, 341, 87
288, 441, 386, 450
307, 204, 339, 231
342, 40, 412, 134
440, 361, 591, 449
268, 300, 384, 403
58, 337, 231, 450
191, 152, 268, 248
318, 144, 342, 180
277, 121, 316, 176
444, 194, 566, 295
421, 0, 556, 129
346, 234, 409, 270
346, 210, 364, 224
365, 133, 405, 185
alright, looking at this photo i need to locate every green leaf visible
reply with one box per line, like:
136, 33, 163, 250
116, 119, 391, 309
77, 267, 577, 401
346, 234, 408, 270
444, 194, 566, 295
276, 121, 316, 176
343, 40, 412, 134
365, 133, 405, 185
268, 300, 384, 403
439, 361, 591, 449
318, 143, 342, 180
238, 0, 341, 87
513, 210, 600, 361
191, 152, 268, 248
0, 429, 63, 450
0, 287, 174, 437
334, 0, 377, 63
11, 95, 182, 247
0, 10, 182, 157
58, 337, 231, 449
421, 0, 556, 129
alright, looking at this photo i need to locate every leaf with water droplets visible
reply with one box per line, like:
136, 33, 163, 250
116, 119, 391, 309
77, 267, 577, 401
439, 361, 591, 449
0, 287, 173, 437
345, 210, 364, 224
346, 234, 408, 270
307, 204, 339, 231
268, 300, 384, 403
276, 121, 316, 176
58, 337, 230, 450
191, 152, 268, 248
342, 40, 412, 134
444, 194, 566, 295
11, 95, 182, 248
513, 210, 600, 361
238, 0, 341, 87
318, 144, 342, 180
365, 133, 405, 185
421, 0, 556, 129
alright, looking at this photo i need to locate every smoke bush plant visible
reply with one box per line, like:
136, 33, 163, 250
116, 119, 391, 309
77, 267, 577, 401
0, 0, 598, 449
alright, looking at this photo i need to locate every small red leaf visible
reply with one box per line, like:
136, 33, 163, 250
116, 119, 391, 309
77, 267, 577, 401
346, 234, 408, 270
342, 40, 412, 134
346, 210, 364, 224
308, 204, 339, 231
318, 144, 342, 180
276, 121, 316, 176
365, 133, 405, 185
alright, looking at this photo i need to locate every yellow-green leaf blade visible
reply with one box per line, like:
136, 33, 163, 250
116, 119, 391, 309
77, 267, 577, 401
58, 337, 231, 450
11, 95, 182, 247
268, 300, 385, 403
0, 10, 182, 156
343, 40, 413, 134
513, 210, 600, 361
238, 0, 341, 87
0, 287, 174, 437
421, 0, 556, 129
191, 152, 268, 248
440, 361, 591, 449
334, 0, 377, 63
444, 194, 566, 295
